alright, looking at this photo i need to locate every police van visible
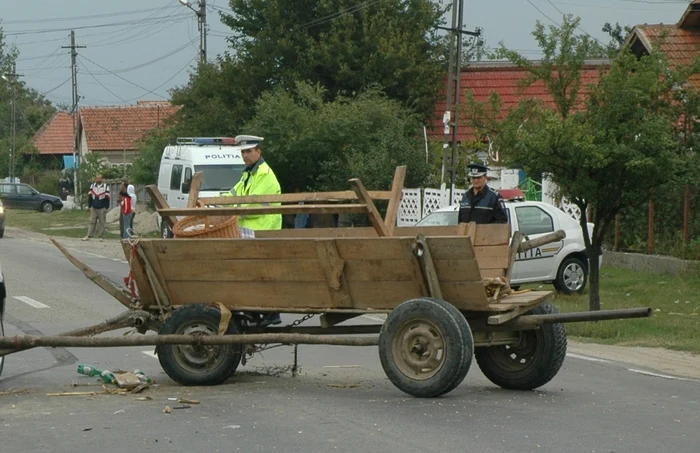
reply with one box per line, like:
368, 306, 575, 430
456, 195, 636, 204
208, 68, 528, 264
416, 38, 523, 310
156, 136, 253, 238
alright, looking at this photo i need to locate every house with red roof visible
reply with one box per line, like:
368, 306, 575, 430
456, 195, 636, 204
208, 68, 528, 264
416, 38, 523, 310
77, 101, 180, 167
427, 60, 610, 145
30, 101, 180, 169
625, 0, 700, 88
29, 111, 76, 168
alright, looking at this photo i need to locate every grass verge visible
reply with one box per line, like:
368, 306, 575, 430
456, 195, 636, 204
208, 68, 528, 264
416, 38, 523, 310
530, 265, 700, 354
5, 209, 159, 239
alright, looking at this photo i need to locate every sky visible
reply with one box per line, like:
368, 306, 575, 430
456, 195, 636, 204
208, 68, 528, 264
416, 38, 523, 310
0, 0, 691, 109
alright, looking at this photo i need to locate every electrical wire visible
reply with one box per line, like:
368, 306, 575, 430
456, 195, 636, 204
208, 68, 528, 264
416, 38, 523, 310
4, 16, 190, 37
40, 77, 72, 96
87, 38, 198, 75
1, 6, 180, 25
79, 61, 130, 103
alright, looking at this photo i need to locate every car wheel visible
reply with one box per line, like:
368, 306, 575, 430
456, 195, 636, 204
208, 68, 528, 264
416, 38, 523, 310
161, 222, 174, 239
554, 256, 587, 295
41, 202, 54, 213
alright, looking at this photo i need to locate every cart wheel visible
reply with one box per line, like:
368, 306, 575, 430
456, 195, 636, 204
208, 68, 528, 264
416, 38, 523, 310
475, 302, 567, 390
379, 298, 474, 398
157, 304, 242, 386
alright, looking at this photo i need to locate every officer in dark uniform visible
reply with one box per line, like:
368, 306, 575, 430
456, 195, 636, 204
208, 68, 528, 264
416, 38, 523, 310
458, 163, 508, 224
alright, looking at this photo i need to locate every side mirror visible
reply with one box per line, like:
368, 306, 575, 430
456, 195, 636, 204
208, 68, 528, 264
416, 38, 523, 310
181, 182, 190, 194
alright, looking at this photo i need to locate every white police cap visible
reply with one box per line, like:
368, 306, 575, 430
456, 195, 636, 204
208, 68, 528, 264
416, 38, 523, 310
235, 135, 264, 150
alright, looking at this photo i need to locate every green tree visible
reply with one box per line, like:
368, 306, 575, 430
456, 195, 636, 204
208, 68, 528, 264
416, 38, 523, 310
493, 16, 698, 310
0, 27, 57, 177
242, 81, 430, 193
170, 0, 447, 133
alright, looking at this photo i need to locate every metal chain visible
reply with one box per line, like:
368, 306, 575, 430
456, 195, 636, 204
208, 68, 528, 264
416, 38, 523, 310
242, 313, 316, 364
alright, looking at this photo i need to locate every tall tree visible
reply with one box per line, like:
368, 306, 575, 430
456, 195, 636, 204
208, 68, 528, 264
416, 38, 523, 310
0, 27, 57, 178
171, 0, 448, 132
492, 16, 699, 310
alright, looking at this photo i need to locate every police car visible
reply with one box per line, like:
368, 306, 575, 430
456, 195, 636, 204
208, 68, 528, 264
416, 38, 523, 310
414, 190, 599, 294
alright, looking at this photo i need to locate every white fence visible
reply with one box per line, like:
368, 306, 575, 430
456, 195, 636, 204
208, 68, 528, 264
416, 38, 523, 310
396, 184, 582, 227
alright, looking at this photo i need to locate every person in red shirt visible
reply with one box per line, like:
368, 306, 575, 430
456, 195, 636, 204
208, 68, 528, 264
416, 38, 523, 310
119, 182, 135, 239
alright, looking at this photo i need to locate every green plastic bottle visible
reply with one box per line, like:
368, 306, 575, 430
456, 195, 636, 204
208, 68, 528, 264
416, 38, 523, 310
77, 364, 102, 377
100, 370, 116, 385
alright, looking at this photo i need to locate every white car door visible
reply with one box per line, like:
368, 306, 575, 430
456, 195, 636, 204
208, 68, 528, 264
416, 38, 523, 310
511, 205, 562, 280
168, 163, 187, 208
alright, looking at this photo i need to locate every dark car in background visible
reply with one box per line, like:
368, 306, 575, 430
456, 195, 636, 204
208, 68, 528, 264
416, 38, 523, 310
0, 182, 63, 213
0, 199, 5, 238
0, 260, 6, 378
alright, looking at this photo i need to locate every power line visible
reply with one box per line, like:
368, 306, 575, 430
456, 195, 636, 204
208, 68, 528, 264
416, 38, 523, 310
79, 61, 129, 103
41, 77, 72, 96
78, 55, 169, 100
1, 6, 179, 25
4, 15, 190, 36
87, 38, 198, 75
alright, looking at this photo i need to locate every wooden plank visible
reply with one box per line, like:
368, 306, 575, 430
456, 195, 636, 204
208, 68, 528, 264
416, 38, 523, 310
50, 238, 135, 309
145, 238, 318, 261
146, 185, 175, 229
347, 281, 427, 309
504, 232, 524, 284
256, 227, 378, 239
331, 236, 476, 261
137, 243, 175, 309
402, 237, 429, 297
433, 259, 482, 282
186, 171, 203, 208
159, 204, 368, 217
474, 224, 511, 246
474, 245, 511, 270
434, 281, 489, 309
197, 190, 392, 206
494, 290, 553, 305
385, 166, 407, 234
159, 259, 326, 282
120, 242, 157, 306
487, 305, 538, 325
480, 268, 505, 279
315, 240, 353, 308
167, 281, 335, 308
412, 235, 443, 299
349, 178, 390, 237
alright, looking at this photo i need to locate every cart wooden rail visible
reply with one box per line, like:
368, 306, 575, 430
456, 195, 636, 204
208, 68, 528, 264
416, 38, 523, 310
0, 166, 652, 398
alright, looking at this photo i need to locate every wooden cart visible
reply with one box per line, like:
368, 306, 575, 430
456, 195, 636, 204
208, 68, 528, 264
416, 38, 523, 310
0, 167, 652, 398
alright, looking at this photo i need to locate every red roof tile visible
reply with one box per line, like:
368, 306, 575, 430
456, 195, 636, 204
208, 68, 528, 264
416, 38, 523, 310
428, 61, 608, 142
30, 112, 75, 155
80, 101, 180, 151
630, 2, 700, 89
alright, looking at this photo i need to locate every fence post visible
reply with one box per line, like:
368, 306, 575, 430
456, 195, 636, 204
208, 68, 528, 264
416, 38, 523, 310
614, 213, 621, 252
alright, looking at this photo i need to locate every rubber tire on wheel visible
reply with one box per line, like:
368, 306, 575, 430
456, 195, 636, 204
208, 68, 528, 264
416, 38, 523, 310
475, 302, 567, 390
157, 304, 242, 386
41, 202, 53, 213
161, 222, 174, 239
553, 256, 587, 295
379, 297, 474, 398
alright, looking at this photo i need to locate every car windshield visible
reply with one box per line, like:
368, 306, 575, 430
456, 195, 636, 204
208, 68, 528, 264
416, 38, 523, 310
415, 211, 458, 227
194, 165, 246, 191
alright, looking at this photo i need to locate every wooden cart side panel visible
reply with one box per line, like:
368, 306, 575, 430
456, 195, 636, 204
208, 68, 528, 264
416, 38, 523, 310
120, 242, 157, 307
145, 236, 491, 310
254, 223, 511, 246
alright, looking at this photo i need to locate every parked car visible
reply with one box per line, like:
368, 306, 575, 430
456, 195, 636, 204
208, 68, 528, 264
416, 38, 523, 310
0, 199, 5, 238
0, 182, 63, 213
414, 193, 600, 294
0, 260, 6, 378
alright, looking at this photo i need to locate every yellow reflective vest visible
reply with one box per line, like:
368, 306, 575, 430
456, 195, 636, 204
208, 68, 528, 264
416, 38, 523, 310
220, 159, 282, 231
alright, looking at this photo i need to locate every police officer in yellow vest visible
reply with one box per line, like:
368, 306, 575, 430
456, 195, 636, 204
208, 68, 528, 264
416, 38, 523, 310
220, 135, 283, 326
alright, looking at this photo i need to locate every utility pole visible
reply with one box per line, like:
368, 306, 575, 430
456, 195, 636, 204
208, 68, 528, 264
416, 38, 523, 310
2, 63, 21, 182
437, 1, 481, 203
62, 31, 86, 200
179, 0, 207, 65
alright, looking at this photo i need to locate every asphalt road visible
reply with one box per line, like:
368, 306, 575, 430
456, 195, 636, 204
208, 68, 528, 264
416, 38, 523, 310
1, 231, 698, 453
